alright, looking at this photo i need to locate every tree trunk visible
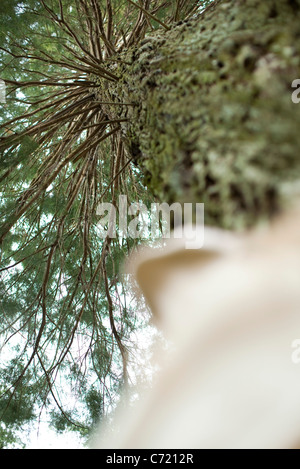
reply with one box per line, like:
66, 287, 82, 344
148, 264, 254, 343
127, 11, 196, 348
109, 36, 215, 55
98, 0, 300, 231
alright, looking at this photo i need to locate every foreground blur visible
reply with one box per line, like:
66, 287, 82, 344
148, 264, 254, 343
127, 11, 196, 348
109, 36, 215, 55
92, 204, 300, 449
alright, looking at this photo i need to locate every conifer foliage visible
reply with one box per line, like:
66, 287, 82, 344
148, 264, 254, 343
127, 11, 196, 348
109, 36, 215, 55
0, 0, 212, 447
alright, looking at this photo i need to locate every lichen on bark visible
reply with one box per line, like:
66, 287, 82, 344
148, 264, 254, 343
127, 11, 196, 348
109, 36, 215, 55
96, 0, 300, 231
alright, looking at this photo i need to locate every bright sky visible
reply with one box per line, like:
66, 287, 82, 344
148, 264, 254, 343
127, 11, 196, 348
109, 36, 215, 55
25, 423, 84, 449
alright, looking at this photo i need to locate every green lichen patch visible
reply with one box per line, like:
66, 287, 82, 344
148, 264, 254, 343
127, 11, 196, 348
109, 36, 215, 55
96, 0, 300, 231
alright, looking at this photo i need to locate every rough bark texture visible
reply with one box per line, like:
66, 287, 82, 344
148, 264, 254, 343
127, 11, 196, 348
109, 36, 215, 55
98, 0, 300, 230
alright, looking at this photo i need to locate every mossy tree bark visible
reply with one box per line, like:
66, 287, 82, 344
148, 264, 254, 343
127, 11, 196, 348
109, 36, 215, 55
98, 0, 300, 230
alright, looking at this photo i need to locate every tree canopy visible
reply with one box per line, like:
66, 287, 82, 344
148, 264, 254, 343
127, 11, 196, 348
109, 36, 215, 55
0, 0, 213, 447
